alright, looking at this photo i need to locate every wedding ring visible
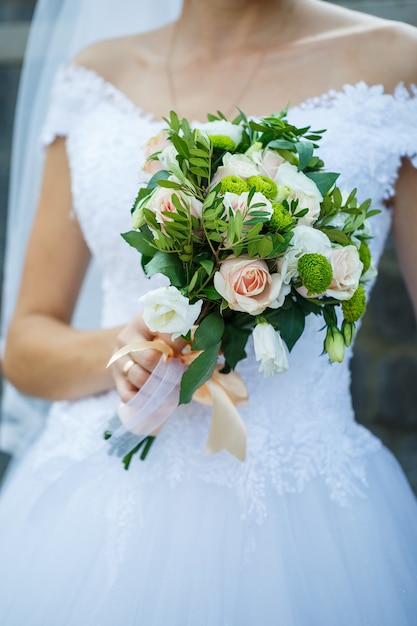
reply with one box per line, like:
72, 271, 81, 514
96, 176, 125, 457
122, 359, 135, 378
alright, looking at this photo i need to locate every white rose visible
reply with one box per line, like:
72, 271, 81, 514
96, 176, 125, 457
249, 148, 285, 179
197, 120, 243, 146
274, 161, 323, 226
325, 245, 363, 301
253, 323, 289, 377
281, 225, 332, 283
211, 152, 260, 185
139, 286, 203, 339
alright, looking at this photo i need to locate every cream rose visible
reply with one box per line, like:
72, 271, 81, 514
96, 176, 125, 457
222, 191, 273, 225
142, 130, 171, 175
325, 245, 363, 300
140, 286, 202, 339
159, 144, 179, 171
147, 187, 203, 230
274, 161, 323, 226
214, 256, 289, 315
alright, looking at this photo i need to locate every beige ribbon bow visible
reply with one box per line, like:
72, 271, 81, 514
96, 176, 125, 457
107, 340, 248, 461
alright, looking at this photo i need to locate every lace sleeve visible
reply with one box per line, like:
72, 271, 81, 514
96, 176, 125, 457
40, 64, 103, 146
386, 84, 417, 164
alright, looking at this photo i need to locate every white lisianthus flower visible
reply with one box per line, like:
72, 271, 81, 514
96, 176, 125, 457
274, 161, 323, 226
253, 323, 289, 377
197, 120, 244, 146
139, 286, 203, 339
281, 225, 332, 283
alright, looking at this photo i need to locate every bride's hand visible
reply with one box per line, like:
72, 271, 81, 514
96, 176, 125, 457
110, 313, 185, 403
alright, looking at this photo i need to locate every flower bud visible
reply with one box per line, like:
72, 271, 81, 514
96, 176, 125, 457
342, 320, 355, 347
132, 205, 145, 229
324, 325, 345, 363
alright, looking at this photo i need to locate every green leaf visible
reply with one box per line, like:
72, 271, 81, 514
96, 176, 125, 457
305, 171, 339, 196
192, 312, 225, 350
321, 227, 352, 246
131, 186, 153, 212
257, 236, 274, 257
279, 306, 306, 351
265, 305, 305, 352
121, 230, 155, 257
148, 170, 170, 189
171, 134, 190, 159
332, 187, 343, 208
190, 167, 209, 178
202, 285, 222, 300
144, 251, 186, 286
222, 323, 251, 370
268, 139, 296, 150
199, 259, 214, 275
188, 269, 200, 292
157, 179, 183, 189
179, 343, 220, 404
295, 141, 314, 171
190, 148, 210, 158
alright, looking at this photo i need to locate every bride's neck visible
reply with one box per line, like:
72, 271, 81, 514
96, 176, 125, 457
177, 0, 302, 58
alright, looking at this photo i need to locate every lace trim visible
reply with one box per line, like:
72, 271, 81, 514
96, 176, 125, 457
42, 62, 417, 140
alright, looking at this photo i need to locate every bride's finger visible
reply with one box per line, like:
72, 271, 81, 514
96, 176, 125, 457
115, 376, 141, 404
122, 359, 151, 390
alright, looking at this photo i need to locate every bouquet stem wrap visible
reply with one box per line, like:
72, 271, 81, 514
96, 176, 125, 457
107, 340, 248, 461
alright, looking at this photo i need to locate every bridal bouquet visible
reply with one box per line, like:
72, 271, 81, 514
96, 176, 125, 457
125, 110, 376, 389
109, 109, 378, 466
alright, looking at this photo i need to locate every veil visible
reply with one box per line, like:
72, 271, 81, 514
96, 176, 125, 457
0, 0, 182, 456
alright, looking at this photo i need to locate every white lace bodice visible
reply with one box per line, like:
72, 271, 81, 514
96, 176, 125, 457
35, 64, 417, 522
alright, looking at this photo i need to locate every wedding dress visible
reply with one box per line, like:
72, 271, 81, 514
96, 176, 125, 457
0, 64, 416, 625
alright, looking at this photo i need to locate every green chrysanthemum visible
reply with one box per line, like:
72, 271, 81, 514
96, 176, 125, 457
247, 175, 278, 200
358, 241, 371, 274
342, 284, 366, 323
209, 135, 236, 151
220, 175, 249, 195
269, 202, 293, 232
298, 253, 333, 295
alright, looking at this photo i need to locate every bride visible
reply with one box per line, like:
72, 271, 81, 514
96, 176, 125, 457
1, 0, 417, 623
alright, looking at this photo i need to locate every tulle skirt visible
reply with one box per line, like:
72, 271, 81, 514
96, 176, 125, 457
0, 430, 416, 626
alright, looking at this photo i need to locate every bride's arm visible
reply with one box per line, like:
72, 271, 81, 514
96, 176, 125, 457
392, 158, 417, 317
2, 138, 159, 402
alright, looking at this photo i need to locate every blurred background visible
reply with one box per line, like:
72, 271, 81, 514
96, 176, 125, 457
0, 0, 417, 488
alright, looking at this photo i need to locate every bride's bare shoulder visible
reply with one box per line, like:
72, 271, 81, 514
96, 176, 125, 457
311, 0, 417, 88
71, 25, 170, 83
357, 19, 417, 88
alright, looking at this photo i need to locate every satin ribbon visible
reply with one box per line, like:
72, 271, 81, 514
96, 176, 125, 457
107, 340, 248, 461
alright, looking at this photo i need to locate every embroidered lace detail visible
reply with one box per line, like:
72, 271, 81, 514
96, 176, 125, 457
30, 64, 417, 523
